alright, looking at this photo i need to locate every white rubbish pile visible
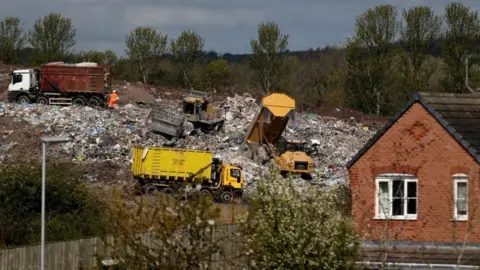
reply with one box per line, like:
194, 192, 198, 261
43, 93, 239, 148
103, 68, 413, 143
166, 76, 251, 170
0, 93, 378, 186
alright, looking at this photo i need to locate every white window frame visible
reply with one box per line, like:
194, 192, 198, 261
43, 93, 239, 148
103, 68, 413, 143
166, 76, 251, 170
375, 173, 418, 220
453, 173, 468, 221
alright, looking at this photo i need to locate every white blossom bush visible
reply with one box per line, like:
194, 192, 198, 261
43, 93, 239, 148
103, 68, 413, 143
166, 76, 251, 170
238, 168, 360, 269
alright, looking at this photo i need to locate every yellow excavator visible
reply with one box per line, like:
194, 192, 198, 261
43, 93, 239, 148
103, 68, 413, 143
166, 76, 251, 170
244, 93, 313, 179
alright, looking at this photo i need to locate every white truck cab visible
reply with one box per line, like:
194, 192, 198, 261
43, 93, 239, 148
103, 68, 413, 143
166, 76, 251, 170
8, 69, 37, 92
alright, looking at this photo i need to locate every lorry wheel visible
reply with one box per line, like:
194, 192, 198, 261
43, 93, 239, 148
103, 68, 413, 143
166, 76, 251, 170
87, 97, 102, 107
72, 96, 86, 106
161, 187, 175, 196
220, 191, 234, 204
200, 189, 212, 200
143, 184, 158, 196
37, 97, 49, 105
17, 95, 30, 104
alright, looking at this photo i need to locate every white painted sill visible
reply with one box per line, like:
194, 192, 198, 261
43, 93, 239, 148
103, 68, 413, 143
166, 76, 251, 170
373, 215, 417, 221
451, 216, 468, 222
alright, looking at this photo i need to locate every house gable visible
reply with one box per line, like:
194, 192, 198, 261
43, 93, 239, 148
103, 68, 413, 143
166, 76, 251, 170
347, 92, 480, 169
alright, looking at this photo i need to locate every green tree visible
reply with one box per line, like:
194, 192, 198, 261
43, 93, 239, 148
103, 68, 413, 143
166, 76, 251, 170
170, 30, 205, 88
0, 162, 108, 248
294, 47, 346, 107
346, 5, 399, 115
239, 170, 360, 269
399, 6, 441, 96
0, 17, 26, 64
28, 12, 76, 64
199, 58, 231, 90
441, 3, 480, 93
125, 26, 168, 84
249, 21, 289, 94
77, 49, 118, 66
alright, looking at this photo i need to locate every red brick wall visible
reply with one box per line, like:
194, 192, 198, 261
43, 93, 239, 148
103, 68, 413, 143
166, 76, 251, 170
350, 103, 480, 243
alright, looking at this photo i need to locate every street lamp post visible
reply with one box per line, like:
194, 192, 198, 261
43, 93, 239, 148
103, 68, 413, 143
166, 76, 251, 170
40, 135, 73, 270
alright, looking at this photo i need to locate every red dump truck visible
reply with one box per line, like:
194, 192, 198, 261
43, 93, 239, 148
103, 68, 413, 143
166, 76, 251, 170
7, 62, 111, 107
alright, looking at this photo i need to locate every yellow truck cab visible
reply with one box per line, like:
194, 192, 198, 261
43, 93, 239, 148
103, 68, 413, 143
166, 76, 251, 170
131, 146, 244, 203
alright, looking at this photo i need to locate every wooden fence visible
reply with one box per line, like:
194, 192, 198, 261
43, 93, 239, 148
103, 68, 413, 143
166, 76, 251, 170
3, 224, 480, 269
0, 224, 240, 270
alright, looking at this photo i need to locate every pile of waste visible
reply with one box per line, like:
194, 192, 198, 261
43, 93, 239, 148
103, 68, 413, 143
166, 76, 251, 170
0, 93, 378, 186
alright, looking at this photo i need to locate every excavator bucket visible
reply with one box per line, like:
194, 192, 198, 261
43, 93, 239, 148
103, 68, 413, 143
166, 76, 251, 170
145, 106, 185, 137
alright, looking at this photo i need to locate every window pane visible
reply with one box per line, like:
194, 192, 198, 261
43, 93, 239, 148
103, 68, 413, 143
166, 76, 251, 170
392, 198, 404, 216
407, 182, 417, 197
393, 180, 404, 198
457, 182, 467, 199
378, 182, 390, 216
407, 199, 417, 214
457, 199, 467, 215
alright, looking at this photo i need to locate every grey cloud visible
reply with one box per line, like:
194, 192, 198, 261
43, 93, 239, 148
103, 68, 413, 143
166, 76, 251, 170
1, 0, 480, 55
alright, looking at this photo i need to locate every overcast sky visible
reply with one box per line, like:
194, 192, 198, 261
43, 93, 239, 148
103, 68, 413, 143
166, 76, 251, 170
2, 0, 480, 56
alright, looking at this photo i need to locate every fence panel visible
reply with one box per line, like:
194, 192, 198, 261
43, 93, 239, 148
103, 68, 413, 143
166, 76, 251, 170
0, 224, 240, 270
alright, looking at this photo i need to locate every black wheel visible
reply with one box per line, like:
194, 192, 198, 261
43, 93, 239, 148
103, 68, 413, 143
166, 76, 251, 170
37, 96, 49, 105
143, 184, 158, 196
301, 173, 313, 180
161, 187, 175, 196
87, 97, 102, 107
220, 191, 234, 204
200, 189, 212, 200
72, 96, 86, 106
17, 95, 30, 104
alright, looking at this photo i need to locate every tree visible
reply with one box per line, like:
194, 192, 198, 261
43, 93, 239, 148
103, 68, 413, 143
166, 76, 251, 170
398, 6, 441, 96
345, 5, 399, 116
198, 58, 231, 90
107, 190, 233, 269
0, 17, 26, 64
249, 21, 289, 94
77, 49, 118, 66
170, 30, 205, 88
441, 3, 480, 93
0, 162, 108, 248
28, 12, 76, 63
125, 26, 168, 84
239, 169, 360, 269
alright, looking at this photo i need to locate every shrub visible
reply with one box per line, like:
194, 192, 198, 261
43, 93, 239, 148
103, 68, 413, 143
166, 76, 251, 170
239, 170, 360, 269
0, 162, 108, 247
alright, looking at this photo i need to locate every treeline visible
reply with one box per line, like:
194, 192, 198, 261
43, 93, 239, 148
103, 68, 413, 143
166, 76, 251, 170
1, 2, 480, 115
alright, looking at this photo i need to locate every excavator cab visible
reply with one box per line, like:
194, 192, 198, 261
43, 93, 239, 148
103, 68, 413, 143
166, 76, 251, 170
277, 136, 307, 155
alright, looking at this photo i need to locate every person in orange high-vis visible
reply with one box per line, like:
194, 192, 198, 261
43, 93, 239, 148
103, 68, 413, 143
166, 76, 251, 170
108, 89, 119, 108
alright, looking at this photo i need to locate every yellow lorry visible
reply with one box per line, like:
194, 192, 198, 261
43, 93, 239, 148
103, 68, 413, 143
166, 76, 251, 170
244, 93, 314, 179
131, 145, 244, 203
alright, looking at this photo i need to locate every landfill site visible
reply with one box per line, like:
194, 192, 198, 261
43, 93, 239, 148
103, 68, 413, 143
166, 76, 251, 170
0, 62, 384, 199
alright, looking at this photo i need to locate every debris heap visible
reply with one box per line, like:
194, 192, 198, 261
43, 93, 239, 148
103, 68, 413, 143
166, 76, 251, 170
0, 93, 378, 186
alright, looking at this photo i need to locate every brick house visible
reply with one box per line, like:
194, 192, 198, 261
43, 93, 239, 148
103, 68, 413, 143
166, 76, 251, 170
347, 92, 480, 265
